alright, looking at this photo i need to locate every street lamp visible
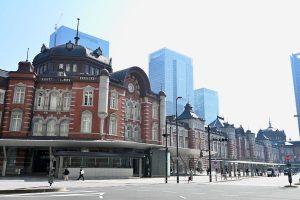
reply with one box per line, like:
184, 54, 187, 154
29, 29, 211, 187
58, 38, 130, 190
207, 125, 212, 182
162, 119, 171, 183
176, 96, 182, 183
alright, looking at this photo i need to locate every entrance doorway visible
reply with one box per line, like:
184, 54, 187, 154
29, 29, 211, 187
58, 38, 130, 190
32, 150, 50, 173
132, 158, 139, 176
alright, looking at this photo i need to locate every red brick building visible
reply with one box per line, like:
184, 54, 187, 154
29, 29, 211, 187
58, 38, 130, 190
0, 42, 167, 178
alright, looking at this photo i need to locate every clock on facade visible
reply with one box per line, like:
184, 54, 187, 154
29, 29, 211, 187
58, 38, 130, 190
128, 83, 135, 93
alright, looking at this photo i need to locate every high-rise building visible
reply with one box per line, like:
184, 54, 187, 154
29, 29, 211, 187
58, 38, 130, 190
291, 53, 300, 137
49, 25, 109, 57
194, 88, 219, 124
149, 48, 194, 115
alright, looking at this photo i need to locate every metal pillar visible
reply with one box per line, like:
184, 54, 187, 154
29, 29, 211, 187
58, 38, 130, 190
2, 146, 7, 177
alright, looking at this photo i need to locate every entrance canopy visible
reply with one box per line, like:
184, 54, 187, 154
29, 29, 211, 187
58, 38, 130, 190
0, 138, 163, 150
214, 159, 286, 166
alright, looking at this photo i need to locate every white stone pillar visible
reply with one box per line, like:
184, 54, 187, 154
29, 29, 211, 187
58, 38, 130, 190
98, 69, 110, 138
2, 146, 6, 177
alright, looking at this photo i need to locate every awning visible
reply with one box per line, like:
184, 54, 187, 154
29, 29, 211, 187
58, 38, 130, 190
0, 138, 163, 150
212, 159, 286, 166
54, 151, 145, 158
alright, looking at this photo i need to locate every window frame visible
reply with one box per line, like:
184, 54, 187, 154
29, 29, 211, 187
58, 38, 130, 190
109, 114, 117, 135
10, 109, 22, 132
46, 119, 57, 136
81, 111, 92, 133
13, 85, 25, 104
0, 89, 5, 104
83, 87, 94, 106
110, 92, 118, 110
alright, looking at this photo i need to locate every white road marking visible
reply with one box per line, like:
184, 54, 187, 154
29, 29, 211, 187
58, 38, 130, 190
99, 192, 105, 199
223, 194, 239, 197
163, 190, 177, 193
179, 196, 187, 199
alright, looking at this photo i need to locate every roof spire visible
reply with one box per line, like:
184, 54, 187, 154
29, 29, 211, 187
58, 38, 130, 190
268, 117, 272, 128
74, 18, 80, 45
26, 48, 29, 62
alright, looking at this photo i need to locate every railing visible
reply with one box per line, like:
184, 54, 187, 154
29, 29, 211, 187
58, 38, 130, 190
38, 77, 71, 83
124, 137, 143, 143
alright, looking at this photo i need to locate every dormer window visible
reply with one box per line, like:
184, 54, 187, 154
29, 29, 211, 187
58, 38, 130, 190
93, 47, 102, 57
41, 44, 48, 53
66, 41, 74, 50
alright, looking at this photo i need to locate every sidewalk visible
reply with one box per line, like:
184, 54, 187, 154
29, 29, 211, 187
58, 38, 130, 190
0, 174, 289, 194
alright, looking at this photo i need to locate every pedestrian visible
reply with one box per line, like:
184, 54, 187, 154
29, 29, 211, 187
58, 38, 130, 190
77, 168, 85, 181
48, 168, 55, 186
63, 168, 70, 181
188, 169, 193, 183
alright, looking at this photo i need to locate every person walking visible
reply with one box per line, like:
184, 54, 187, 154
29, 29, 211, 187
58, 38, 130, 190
77, 168, 85, 181
48, 168, 55, 186
63, 168, 70, 181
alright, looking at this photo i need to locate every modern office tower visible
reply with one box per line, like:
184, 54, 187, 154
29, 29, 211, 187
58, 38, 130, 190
149, 48, 194, 115
49, 25, 109, 57
291, 53, 300, 137
194, 88, 219, 124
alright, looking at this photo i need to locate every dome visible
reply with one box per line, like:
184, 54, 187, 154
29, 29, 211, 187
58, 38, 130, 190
32, 42, 112, 76
33, 43, 110, 65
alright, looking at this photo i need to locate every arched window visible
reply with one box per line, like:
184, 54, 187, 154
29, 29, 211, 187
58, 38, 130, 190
46, 119, 56, 136
81, 111, 92, 133
126, 101, 133, 119
36, 91, 45, 110
152, 102, 158, 120
49, 92, 59, 111
32, 118, 43, 136
10, 109, 22, 131
152, 123, 158, 141
60, 120, 69, 136
134, 126, 140, 140
134, 103, 140, 120
110, 92, 118, 109
62, 92, 71, 111
125, 125, 133, 138
109, 114, 117, 135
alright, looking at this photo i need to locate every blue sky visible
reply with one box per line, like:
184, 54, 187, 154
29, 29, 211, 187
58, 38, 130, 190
1, 0, 300, 139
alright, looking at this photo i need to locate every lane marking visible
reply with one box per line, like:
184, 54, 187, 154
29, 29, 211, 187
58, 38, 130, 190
179, 196, 187, 199
99, 192, 105, 199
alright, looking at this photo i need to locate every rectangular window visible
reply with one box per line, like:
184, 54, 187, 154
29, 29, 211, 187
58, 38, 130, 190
62, 93, 71, 111
83, 91, 93, 106
110, 93, 118, 109
13, 86, 25, 104
0, 90, 5, 104
10, 111, 22, 131
0, 111, 2, 127
66, 64, 70, 72
59, 64, 64, 69
73, 64, 77, 72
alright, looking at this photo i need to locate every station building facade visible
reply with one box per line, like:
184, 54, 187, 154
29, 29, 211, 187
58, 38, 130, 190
0, 42, 295, 178
0, 42, 167, 178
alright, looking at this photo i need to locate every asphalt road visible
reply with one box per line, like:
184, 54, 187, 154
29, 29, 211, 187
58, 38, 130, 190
0, 182, 299, 200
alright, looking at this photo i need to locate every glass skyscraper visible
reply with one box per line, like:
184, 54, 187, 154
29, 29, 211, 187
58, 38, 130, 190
49, 26, 109, 57
149, 48, 194, 115
194, 88, 219, 124
291, 53, 300, 136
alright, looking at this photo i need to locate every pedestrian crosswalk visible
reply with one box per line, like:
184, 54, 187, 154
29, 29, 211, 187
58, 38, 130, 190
0, 190, 105, 198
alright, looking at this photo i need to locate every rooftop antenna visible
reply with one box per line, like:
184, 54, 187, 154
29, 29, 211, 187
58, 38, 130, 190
26, 48, 29, 62
54, 13, 63, 47
74, 18, 80, 45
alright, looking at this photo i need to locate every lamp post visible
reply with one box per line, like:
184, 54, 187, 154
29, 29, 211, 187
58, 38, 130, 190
176, 96, 182, 183
208, 125, 212, 182
162, 119, 171, 183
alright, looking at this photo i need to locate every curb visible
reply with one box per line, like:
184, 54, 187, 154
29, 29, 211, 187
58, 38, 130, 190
0, 187, 66, 194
